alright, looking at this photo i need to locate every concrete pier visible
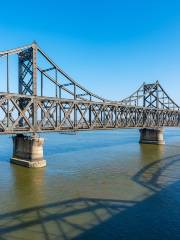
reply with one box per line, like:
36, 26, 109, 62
11, 134, 46, 168
139, 128, 165, 145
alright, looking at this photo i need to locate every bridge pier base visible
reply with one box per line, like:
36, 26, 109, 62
139, 128, 165, 145
10, 134, 46, 168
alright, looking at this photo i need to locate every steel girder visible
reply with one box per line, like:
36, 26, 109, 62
0, 93, 179, 134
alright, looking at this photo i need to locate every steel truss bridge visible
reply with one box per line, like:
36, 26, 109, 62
0, 42, 179, 135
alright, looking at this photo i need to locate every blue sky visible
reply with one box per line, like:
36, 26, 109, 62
0, 0, 179, 102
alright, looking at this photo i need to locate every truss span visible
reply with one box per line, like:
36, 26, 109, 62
121, 81, 179, 110
0, 42, 179, 134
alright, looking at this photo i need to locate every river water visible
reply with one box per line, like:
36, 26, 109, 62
0, 128, 180, 239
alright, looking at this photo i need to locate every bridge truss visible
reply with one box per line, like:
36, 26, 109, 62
0, 42, 179, 134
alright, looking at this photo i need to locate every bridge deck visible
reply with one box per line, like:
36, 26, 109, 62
0, 92, 179, 134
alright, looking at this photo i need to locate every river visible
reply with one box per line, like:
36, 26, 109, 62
0, 128, 180, 239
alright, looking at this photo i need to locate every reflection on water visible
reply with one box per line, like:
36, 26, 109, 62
0, 128, 180, 239
11, 166, 46, 208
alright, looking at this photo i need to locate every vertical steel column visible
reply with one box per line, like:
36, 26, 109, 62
156, 84, 159, 126
41, 72, 43, 96
55, 69, 58, 98
143, 83, 146, 108
156, 84, 159, 108
18, 45, 35, 128
7, 53, 9, 128
32, 43, 38, 132
74, 84, 77, 128
110, 106, 112, 127
114, 106, 117, 127
103, 100, 106, 127
89, 95, 92, 127
143, 83, 146, 126
6, 53, 9, 93
101, 109, 103, 124
18, 51, 24, 127
41, 72, 43, 122
18, 54, 22, 94
55, 68, 58, 127
32, 43, 37, 96
59, 86, 61, 125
